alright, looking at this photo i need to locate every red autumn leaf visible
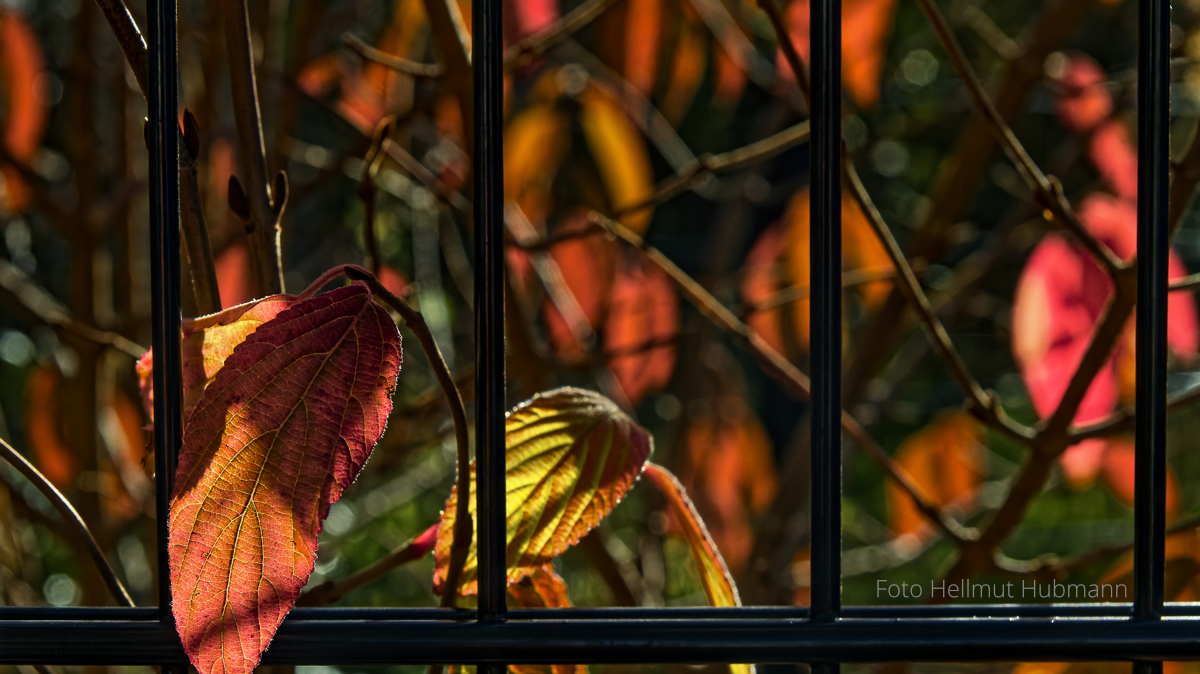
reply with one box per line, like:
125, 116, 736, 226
544, 234, 617, 364
506, 0, 558, 41
0, 10, 48, 212
136, 294, 298, 423
433, 387, 652, 595
886, 412, 985, 540
169, 282, 402, 674
378, 265, 411, 299
603, 253, 680, 405
1013, 193, 1199, 486
1089, 119, 1138, 203
741, 224, 789, 356
23, 365, 78, 489
642, 463, 754, 674
215, 242, 254, 309
1051, 54, 1112, 133
778, 0, 899, 108
678, 395, 778, 574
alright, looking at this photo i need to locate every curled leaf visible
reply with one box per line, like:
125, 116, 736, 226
169, 282, 402, 674
642, 463, 754, 674
434, 387, 653, 595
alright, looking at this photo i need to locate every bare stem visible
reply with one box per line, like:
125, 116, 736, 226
340, 266, 473, 608
845, 161, 1034, 445
180, 110, 222, 314
503, 0, 620, 69
0, 258, 145, 358
94, 0, 147, 98
222, 0, 285, 295
359, 118, 396, 278
298, 524, 439, 606
343, 33, 443, 77
0, 437, 133, 607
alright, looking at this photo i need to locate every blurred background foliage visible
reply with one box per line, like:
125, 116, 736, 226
4, 0, 1200, 670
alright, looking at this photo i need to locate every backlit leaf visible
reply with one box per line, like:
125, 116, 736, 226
1051, 54, 1112, 133
603, 253, 680, 405
741, 224, 788, 356
624, 0, 663, 95
887, 412, 984, 539
433, 387, 652, 595
505, 103, 570, 231
136, 294, 298, 423
169, 282, 402, 674
1089, 119, 1137, 203
642, 463, 754, 674
544, 233, 617, 364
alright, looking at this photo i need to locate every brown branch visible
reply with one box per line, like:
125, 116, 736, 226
1170, 272, 1200, 292
756, 0, 811, 106
343, 33, 444, 77
222, 0, 286, 296
359, 117, 396, 278
0, 259, 145, 358
614, 120, 811, 219
914, 0, 1122, 275
503, 0, 621, 69
845, 161, 1034, 445
1070, 381, 1200, 442
297, 524, 438, 606
741, 267, 896, 314
587, 211, 972, 544
380, 139, 471, 212
0, 437, 133, 607
339, 266, 472, 609
94, 0, 148, 99
180, 110, 222, 315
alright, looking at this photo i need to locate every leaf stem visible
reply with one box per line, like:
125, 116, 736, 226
93, 0, 148, 99
0, 437, 133, 607
341, 265, 474, 609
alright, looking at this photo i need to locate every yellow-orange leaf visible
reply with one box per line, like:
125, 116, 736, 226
508, 566, 588, 674
643, 463, 753, 674
433, 387, 653, 595
783, 188, 894, 348
886, 412, 984, 539
505, 103, 570, 231
578, 88, 655, 234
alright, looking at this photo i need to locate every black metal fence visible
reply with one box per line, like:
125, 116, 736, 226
0, 0, 1190, 671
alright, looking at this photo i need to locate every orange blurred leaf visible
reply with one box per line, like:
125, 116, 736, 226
544, 233, 617, 364
1096, 438, 1181, 516
215, 242, 254, 309
886, 411, 984, 539
578, 87, 656, 234
778, 0, 898, 108
642, 463, 754, 674
23, 365, 77, 489
504, 103, 570, 230
0, 10, 48, 212
603, 253, 680, 404
433, 387, 653, 595
741, 224, 789, 356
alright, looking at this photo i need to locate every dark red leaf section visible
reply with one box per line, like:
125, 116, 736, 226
169, 283, 402, 674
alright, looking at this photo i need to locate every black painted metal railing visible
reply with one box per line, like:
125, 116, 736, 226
0, 0, 1186, 669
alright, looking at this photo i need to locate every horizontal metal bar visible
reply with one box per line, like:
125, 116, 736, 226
8, 613, 1200, 665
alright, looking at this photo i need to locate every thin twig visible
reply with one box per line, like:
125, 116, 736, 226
222, 0, 286, 295
0, 438, 133, 607
741, 267, 896, 315
0, 259, 145, 358
94, 0, 148, 98
297, 524, 439, 606
914, 0, 1122, 275
757, 0, 811, 105
614, 121, 811, 219
180, 110, 222, 314
339, 266, 473, 608
846, 161, 1034, 445
503, 0, 620, 69
359, 117, 396, 278
587, 212, 972, 544
343, 33, 444, 77
1170, 272, 1200, 292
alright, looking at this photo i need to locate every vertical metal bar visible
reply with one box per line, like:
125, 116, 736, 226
809, 0, 842, 627
147, 0, 181, 619
474, 0, 508, 624
1133, 0, 1168, 626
